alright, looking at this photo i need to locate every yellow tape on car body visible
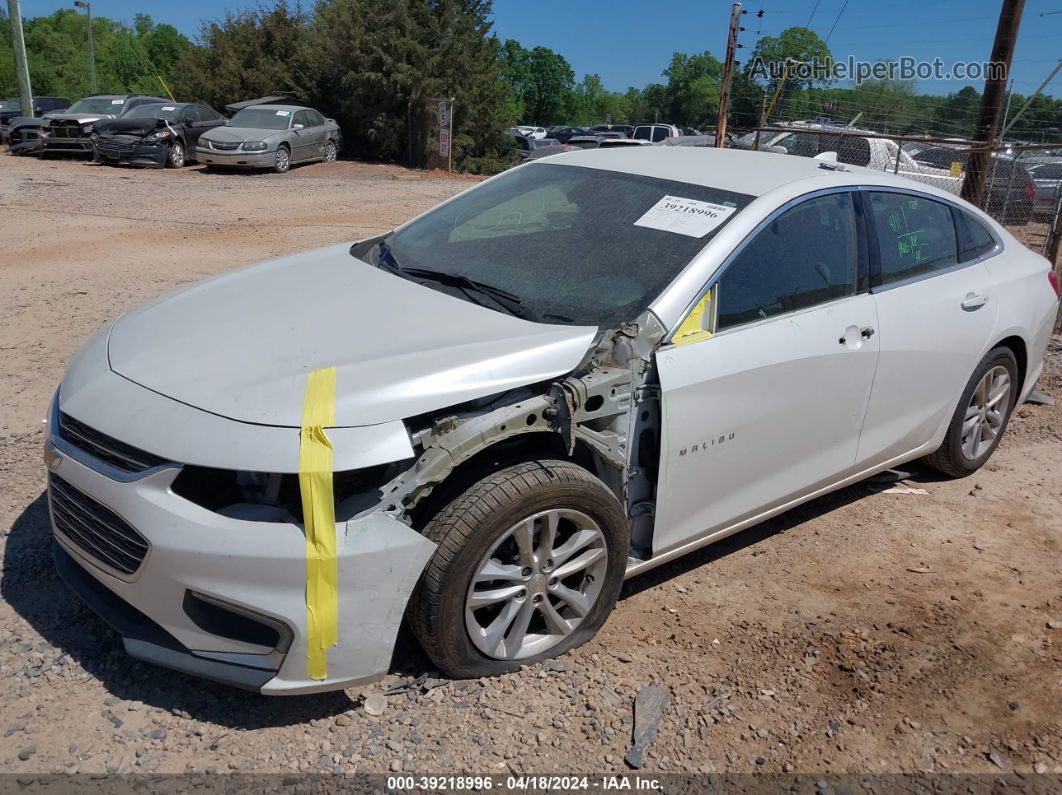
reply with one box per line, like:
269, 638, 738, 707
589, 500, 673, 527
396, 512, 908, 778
300, 367, 338, 680
672, 292, 714, 347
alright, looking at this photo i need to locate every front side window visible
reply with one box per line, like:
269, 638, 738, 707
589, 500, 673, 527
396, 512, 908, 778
634, 127, 651, 140
866, 191, 957, 286
715, 192, 859, 331
378, 163, 754, 327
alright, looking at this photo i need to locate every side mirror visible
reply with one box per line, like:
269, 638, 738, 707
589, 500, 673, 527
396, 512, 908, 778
293, 123, 304, 130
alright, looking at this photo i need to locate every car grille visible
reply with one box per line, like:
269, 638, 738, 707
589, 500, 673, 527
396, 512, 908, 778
98, 135, 140, 152
50, 121, 83, 139
59, 412, 169, 473
209, 140, 241, 151
49, 473, 149, 575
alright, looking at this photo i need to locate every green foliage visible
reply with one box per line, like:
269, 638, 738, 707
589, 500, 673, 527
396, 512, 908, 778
0, 9, 191, 100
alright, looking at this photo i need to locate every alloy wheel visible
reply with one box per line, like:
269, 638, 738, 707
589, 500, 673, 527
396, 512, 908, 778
170, 142, 184, 168
324, 141, 337, 162
275, 147, 290, 172
961, 365, 1011, 460
465, 509, 608, 660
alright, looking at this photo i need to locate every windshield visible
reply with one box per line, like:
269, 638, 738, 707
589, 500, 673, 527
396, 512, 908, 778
1, 98, 20, 111
124, 103, 183, 121
67, 97, 127, 115
229, 108, 292, 130
378, 163, 753, 327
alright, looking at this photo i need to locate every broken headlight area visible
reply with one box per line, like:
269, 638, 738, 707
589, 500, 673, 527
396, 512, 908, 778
143, 129, 172, 144
171, 460, 413, 523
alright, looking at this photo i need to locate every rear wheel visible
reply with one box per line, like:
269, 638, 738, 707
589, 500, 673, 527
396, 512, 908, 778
323, 139, 337, 162
409, 460, 628, 678
272, 145, 290, 173
167, 140, 185, 168
924, 346, 1019, 477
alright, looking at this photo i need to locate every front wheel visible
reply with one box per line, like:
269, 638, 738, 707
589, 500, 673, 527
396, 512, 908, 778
272, 145, 290, 173
409, 460, 629, 678
166, 140, 185, 168
924, 346, 1019, 477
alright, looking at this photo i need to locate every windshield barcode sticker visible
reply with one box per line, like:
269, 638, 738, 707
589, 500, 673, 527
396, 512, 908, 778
276, 110, 291, 116
634, 196, 737, 238
162, 106, 176, 111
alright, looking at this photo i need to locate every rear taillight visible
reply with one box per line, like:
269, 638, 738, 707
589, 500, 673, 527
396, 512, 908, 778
1049, 270, 1061, 299
1025, 183, 1036, 203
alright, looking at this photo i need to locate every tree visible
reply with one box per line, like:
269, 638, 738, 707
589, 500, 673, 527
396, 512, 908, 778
662, 51, 722, 127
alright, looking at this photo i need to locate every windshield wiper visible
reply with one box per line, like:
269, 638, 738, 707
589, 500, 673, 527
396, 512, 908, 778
374, 240, 535, 321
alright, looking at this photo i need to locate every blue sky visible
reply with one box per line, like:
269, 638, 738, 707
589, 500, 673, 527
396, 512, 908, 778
25, 0, 1062, 97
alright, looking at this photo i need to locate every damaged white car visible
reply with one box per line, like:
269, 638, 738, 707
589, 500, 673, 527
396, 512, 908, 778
46, 148, 1059, 694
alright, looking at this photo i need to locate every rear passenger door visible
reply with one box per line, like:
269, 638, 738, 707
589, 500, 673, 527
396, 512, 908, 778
855, 190, 999, 469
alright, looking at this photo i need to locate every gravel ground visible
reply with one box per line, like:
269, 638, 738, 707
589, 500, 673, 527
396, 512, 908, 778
1, 154, 1061, 779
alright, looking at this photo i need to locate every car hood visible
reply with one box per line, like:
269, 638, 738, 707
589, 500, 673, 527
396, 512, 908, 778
45, 112, 115, 124
107, 243, 598, 429
95, 117, 166, 137
201, 126, 281, 143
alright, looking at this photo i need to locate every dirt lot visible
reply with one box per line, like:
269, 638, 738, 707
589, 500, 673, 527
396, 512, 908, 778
0, 154, 1060, 780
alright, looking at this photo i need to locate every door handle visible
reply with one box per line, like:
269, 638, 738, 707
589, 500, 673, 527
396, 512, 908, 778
838, 326, 875, 345
961, 292, 989, 311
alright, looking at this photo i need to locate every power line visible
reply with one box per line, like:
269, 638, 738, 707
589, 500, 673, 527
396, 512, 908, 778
824, 0, 850, 43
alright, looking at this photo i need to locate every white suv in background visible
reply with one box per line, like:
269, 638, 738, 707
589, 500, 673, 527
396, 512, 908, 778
633, 124, 681, 143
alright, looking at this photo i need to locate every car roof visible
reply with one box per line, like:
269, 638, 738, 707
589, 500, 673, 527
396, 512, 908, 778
236, 104, 307, 113
534, 146, 972, 202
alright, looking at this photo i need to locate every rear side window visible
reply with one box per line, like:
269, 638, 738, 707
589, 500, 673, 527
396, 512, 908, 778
866, 191, 958, 286
716, 192, 859, 330
305, 110, 325, 126
652, 127, 668, 142
1033, 164, 1062, 179
956, 210, 997, 262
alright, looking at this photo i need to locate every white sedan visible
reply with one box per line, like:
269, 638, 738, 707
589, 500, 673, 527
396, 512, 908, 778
45, 148, 1058, 694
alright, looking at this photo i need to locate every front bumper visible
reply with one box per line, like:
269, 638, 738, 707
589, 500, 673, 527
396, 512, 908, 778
41, 135, 95, 154
196, 146, 276, 169
94, 140, 168, 168
45, 399, 436, 695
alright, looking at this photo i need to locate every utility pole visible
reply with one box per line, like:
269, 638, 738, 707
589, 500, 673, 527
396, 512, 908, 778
74, 1, 97, 93
961, 0, 1024, 208
6, 0, 33, 116
715, 2, 743, 148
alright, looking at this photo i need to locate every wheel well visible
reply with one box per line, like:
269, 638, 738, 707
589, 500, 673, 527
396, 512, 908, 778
994, 335, 1028, 393
407, 432, 599, 530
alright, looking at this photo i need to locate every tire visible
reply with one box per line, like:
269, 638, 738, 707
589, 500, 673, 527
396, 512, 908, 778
409, 459, 629, 678
166, 140, 185, 168
924, 346, 1019, 478
323, 139, 337, 163
272, 145, 290, 173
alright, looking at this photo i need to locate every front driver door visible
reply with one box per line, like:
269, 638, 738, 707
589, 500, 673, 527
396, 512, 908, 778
652, 190, 880, 556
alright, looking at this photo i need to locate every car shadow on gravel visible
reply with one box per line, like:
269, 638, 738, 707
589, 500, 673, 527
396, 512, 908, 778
2, 492, 354, 728
620, 468, 924, 599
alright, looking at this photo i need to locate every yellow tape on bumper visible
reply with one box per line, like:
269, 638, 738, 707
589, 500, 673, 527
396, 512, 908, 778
300, 367, 338, 680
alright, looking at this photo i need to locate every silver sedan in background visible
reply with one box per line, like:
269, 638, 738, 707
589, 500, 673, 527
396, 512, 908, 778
197, 104, 341, 173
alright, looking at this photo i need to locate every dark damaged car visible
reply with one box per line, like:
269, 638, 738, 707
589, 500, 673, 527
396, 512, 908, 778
1, 96, 71, 145
10, 94, 169, 156
93, 102, 226, 168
